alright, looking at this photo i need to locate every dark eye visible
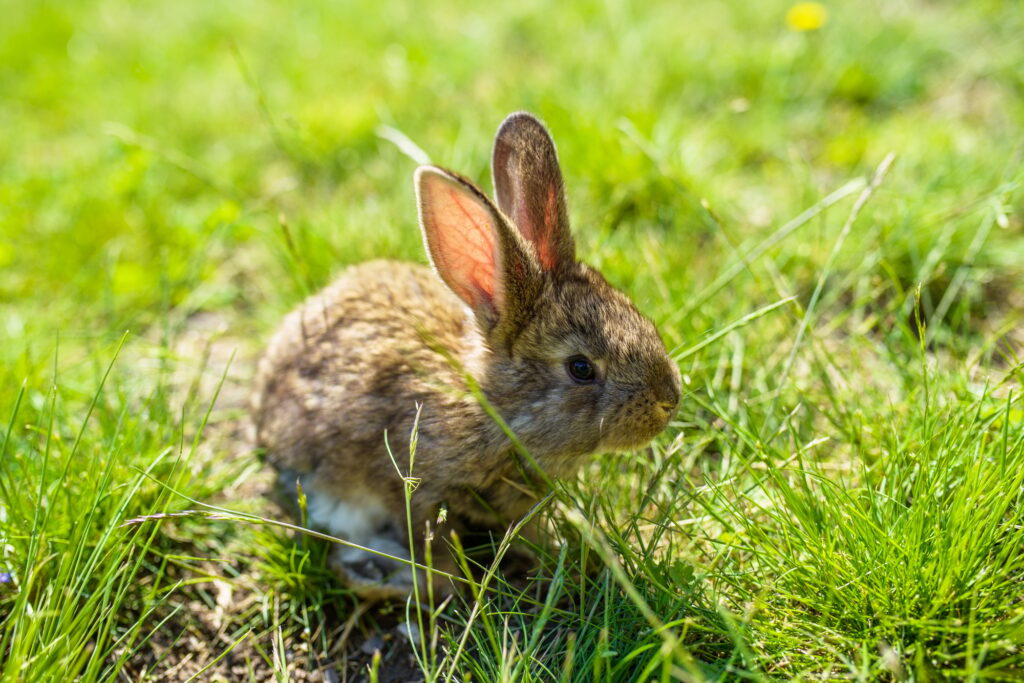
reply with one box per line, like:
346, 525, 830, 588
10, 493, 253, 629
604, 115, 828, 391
566, 355, 597, 383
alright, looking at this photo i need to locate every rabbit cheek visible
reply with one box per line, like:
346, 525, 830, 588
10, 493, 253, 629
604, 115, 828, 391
549, 386, 604, 453
511, 393, 600, 460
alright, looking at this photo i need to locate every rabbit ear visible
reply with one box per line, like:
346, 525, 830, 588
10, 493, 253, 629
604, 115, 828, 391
492, 112, 575, 273
415, 165, 542, 334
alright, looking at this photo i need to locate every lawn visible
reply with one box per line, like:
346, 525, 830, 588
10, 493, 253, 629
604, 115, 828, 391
2, 0, 1023, 680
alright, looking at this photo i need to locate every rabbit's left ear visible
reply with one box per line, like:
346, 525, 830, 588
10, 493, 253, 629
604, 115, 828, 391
415, 165, 542, 337
492, 112, 576, 274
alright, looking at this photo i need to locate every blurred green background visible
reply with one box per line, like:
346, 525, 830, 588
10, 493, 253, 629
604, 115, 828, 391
3, 0, 1021, 354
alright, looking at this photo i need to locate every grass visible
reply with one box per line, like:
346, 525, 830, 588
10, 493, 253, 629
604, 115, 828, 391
1, 0, 1023, 679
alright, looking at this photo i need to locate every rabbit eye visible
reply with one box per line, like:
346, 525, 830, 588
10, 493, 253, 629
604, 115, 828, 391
566, 355, 597, 383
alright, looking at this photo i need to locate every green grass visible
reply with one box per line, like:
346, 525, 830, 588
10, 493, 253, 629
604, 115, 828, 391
2, 0, 1023, 679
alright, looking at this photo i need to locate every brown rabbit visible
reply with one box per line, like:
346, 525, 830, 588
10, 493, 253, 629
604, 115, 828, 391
252, 112, 681, 598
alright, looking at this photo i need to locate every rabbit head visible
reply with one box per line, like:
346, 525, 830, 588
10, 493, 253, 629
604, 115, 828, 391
415, 112, 681, 475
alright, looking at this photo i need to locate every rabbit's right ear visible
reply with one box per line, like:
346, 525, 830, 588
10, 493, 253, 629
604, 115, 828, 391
492, 112, 575, 274
415, 166, 542, 336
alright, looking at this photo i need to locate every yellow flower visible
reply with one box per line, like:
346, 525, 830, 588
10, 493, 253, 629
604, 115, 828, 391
786, 2, 828, 32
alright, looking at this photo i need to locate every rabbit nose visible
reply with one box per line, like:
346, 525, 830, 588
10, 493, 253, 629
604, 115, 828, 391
654, 383, 679, 419
656, 400, 678, 422
656, 375, 681, 413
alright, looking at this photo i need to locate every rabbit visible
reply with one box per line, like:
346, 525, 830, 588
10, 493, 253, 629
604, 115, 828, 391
252, 112, 681, 599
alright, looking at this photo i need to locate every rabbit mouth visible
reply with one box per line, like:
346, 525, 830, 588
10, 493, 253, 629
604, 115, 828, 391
598, 407, 675, 452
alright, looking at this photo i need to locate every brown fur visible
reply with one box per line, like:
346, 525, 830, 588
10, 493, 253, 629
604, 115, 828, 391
252, 112, 681, 597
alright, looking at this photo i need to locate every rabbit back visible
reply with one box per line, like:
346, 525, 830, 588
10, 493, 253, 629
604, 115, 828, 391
253, 260, 521, 521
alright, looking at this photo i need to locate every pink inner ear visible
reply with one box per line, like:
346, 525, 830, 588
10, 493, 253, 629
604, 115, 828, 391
423, 181, 500, 311
510, 175, 535, 242
537, 185, 559, 270
508, 174, 559, 271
